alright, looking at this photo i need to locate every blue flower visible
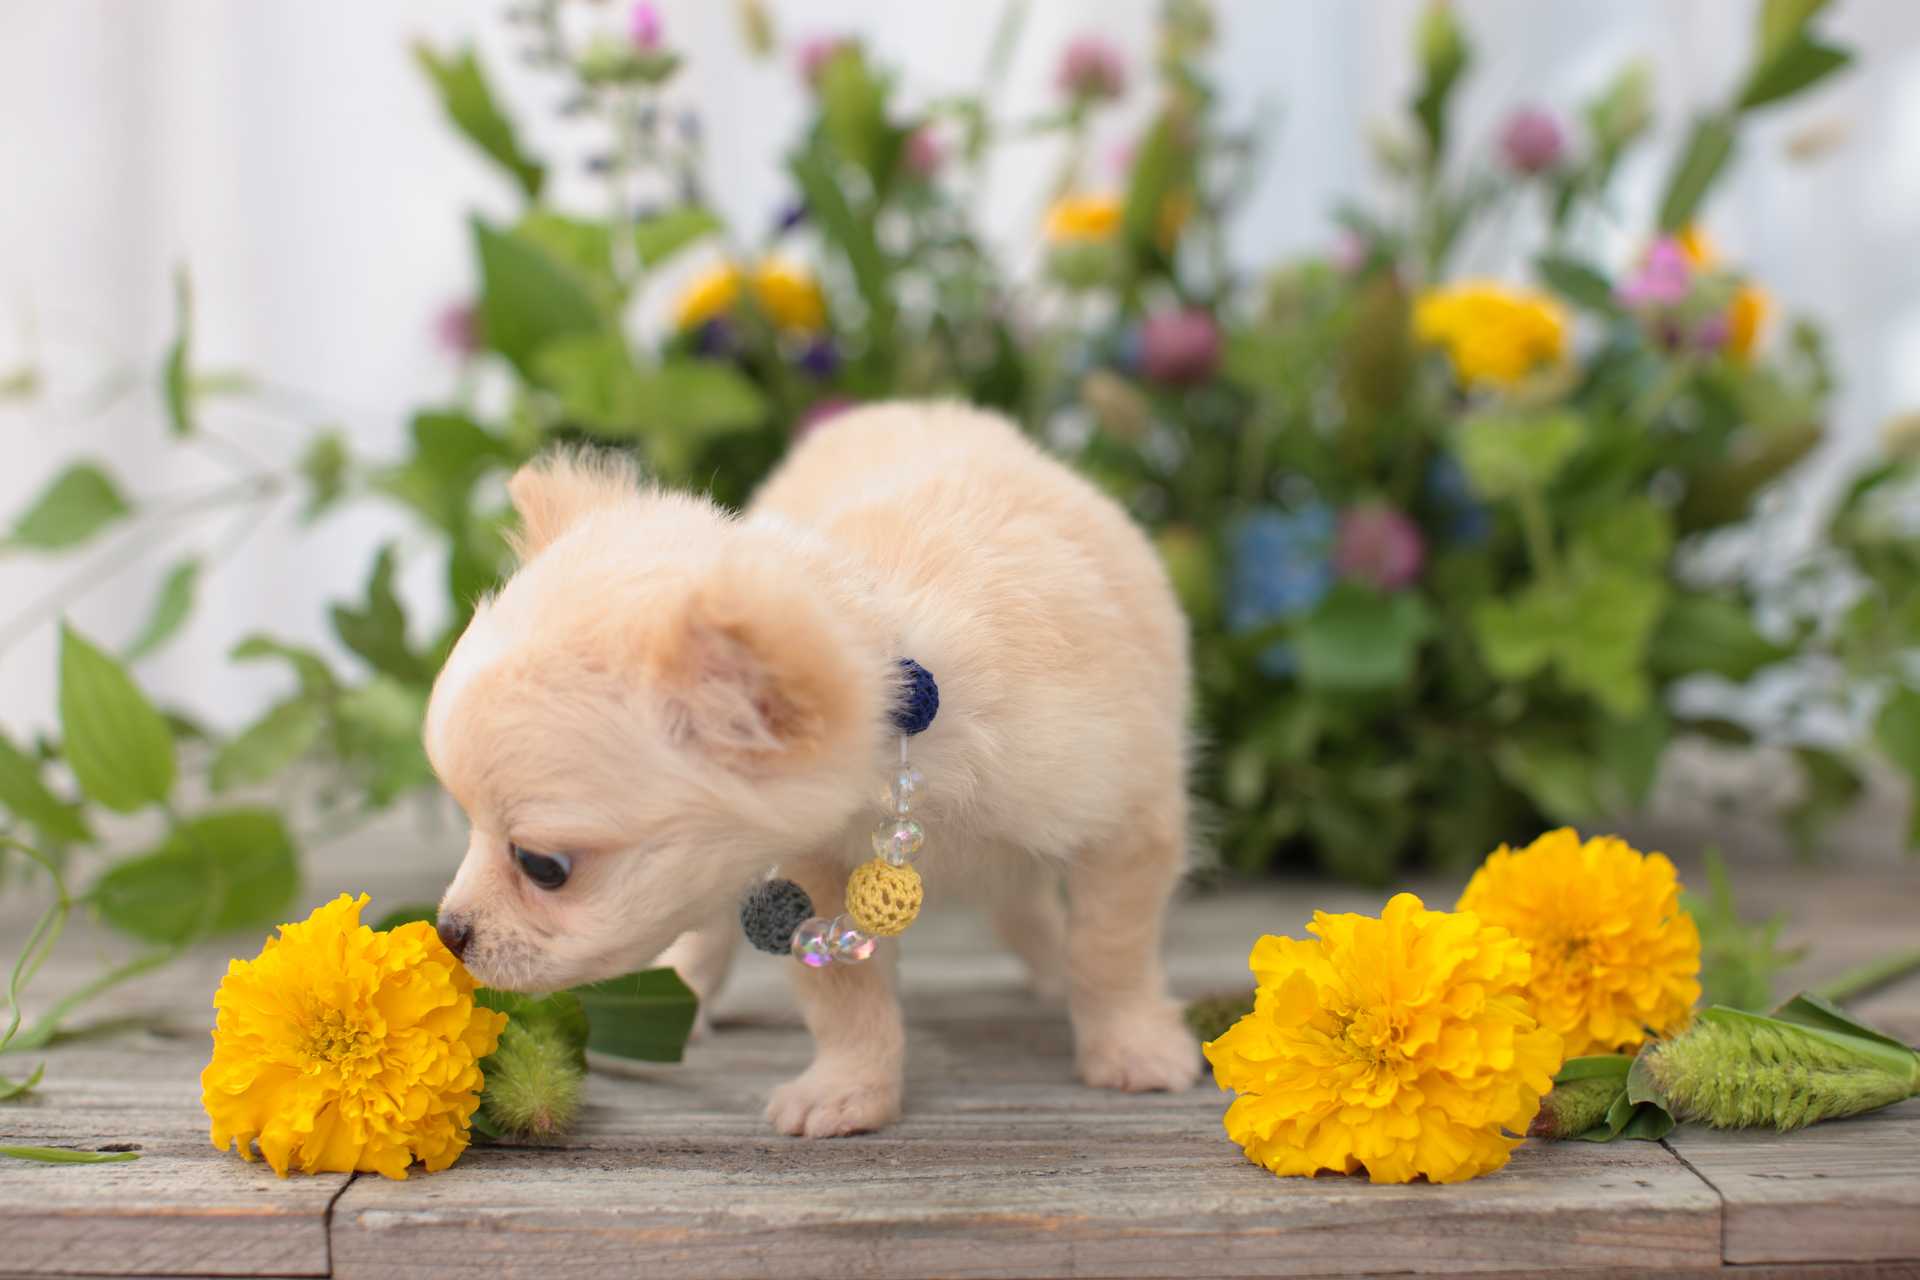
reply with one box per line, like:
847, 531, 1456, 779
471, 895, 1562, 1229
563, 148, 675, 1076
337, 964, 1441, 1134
1228, 504, 1335, 676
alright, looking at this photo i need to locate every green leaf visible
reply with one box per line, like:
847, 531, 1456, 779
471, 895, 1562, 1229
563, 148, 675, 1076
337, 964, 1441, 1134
330, 547, 431, 684
1453, 411, 1587, 500
1649, 594, 1787, 682
8, 464, 131, 551
1873, 685, 1920, 847
571, 968, 698, 1062
91, 809, 298, 945
414, 45, 545, 198
209, 697, 326, 793
58, 624, 175, 813
0, 734, 91, 844
231, 635, 338, 700
1612, 1101, 1676, 1141
373, 412, 518, 534
473, 219, 603, 380
162, 267, 194, 437
1554, 1054, 1634, 1085
1492, 737, 1601, 822
334, 678, 433, 806
1739, 38, 1849, 111
818, 46, 901, 186
1535, 254, 1620, 315
374, 903, 438, 932
789, 143, 894, 366
632, 207, 722, 268
125, 560, 200, 661
1574, 499, 1672, 572
536, 338, 768, 442
1773, 992, 1917, 1055
1122, 111, 1185, 256
295, 430, 351, 523
1295, 586, 1431, 693
1595, 704, 1669, 810
1759, 0, 1831, 58
0, 1146, 139, 1164
1658, 114, 1737, 232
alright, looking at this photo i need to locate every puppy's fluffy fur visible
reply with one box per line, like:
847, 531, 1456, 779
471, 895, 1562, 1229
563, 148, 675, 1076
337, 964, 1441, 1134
428, 402, 1199, 1136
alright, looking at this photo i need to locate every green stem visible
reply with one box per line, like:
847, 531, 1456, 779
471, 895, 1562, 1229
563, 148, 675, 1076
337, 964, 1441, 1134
1814, 948, 1920, 1008
1516, 485, 1561, 587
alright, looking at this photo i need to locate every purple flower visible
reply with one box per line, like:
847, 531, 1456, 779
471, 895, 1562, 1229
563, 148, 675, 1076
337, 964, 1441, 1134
796, 336, 840, 380
1056, 35, 1126, 102
1617, 237, 1692, 308
1139, 308, 1222, 386
1333, 503, 1426, 592
1331, 230, 1370, 274
1499, 107, 1566, 175
903, 126, 945, 181
628, 2, 663, 50
797, 35, 854, 88
435, 300, 481, 359
693, 317, 738, 360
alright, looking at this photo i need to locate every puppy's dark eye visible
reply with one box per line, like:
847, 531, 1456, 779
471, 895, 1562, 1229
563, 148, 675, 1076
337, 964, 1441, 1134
511, 845, 571, 890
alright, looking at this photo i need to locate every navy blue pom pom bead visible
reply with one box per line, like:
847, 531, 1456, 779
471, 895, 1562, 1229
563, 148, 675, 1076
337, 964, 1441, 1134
741, 879, 814, 955
892, 659, 939, 735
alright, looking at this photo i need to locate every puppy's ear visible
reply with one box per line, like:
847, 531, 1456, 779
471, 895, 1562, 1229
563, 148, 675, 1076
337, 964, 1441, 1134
649, 562, 873, 769
507, 450, 639, 560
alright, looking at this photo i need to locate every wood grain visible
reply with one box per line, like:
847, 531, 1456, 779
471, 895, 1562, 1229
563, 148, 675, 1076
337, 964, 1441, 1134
1667, 1100, 1920, 1266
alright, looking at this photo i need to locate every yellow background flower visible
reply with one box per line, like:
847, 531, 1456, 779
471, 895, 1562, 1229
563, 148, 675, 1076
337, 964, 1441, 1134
672, 260, 826, 332
1413, 281, 1567, 389
1678, 226, 1768, 359
1204, 892, 1563, 1184
202, 893, 506, 1179
1457, 829, 1701, 1057
1044, 193, 1122, 243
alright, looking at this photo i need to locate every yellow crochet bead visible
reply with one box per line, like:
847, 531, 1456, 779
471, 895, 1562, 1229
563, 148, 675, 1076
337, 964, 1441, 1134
844, 858, 923, 937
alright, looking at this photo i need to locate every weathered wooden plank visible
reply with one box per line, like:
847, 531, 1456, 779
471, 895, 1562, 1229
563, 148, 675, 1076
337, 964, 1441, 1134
1667, 1100, 1920, 1266
331, 1132, 1717, 1279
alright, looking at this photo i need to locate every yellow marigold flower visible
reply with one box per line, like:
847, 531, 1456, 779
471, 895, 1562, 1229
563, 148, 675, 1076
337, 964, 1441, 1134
1457, 829, 1702, 1058
1203, 892, 1564, 1185
1044, 193, 1122, 243
201, 894, 506, 1180
1413, 281, 1568, 389
672, 260, 826, 333
1727, 284, 1768, 360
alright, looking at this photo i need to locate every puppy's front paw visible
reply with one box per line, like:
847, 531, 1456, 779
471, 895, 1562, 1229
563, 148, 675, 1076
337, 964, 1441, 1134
766, 1061, 902, 1138
1074, 1001, 1201, 1093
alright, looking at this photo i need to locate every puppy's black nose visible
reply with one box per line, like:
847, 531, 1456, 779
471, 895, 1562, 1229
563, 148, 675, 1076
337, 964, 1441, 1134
436, 915, 473, 961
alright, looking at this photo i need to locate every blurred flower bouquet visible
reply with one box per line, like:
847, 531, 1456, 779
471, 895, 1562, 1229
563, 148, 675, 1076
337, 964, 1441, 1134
3, 0, 1919, 1073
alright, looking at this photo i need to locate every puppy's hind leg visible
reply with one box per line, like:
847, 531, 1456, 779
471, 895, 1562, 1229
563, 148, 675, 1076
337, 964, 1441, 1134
653, 917, 738, 1040
1064, 806, 1200, 1093
983, 859, 1069, 1003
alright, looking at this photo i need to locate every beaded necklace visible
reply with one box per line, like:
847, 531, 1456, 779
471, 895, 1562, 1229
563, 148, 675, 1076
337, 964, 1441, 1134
738, 659, 939, 967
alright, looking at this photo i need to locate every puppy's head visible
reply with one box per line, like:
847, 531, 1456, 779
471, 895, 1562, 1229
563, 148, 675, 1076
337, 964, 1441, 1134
425, 452, 886, 991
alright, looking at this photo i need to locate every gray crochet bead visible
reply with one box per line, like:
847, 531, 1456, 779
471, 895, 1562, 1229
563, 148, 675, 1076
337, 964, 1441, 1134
741, 878, 814, 955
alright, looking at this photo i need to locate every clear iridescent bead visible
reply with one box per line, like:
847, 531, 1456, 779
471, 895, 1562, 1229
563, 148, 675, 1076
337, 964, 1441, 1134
872, 817, 925, 865
790, 917, 834, 967
881, 766, 926, 815
827, 913, 877, 963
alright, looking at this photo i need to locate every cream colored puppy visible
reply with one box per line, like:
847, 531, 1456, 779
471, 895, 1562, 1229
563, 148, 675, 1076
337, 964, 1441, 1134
427, 401, 1198, 1137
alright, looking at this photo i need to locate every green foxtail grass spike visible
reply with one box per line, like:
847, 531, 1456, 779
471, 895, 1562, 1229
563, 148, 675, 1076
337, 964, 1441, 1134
1529, 1074, 1619, 1139
1641, 1005, 1919, 1132
478, 1019, 584, 1140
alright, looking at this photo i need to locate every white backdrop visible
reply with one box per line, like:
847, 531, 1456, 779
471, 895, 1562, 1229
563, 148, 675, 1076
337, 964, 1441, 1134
2, 0, 1917, 734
